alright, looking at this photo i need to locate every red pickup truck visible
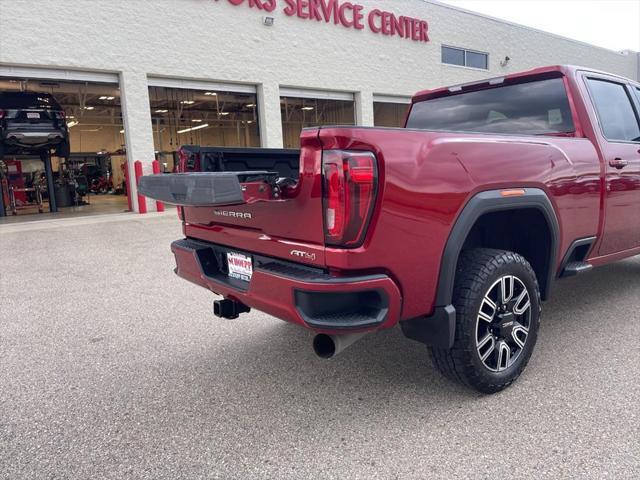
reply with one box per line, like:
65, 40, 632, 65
140, 65, 640, 393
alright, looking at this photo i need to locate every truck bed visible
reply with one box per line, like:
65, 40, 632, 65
177, 145, 301, 180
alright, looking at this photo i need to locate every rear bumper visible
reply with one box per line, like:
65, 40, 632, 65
3, 129, 65, 146
171, 238, 402, 333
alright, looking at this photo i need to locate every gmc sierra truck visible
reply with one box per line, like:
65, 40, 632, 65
140, 66, 640, 393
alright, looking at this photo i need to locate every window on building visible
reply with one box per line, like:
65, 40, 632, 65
148, 86, 260, 171
407, 77, 575, 136
442, 46, 488, 70
280, 97, 355, 149
374, 102, 409, 128
586, 79, 640, 142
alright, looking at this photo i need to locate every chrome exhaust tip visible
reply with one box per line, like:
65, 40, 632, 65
313, 332, 368, 359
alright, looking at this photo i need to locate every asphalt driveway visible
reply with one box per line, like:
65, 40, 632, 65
1, 214, 638, 479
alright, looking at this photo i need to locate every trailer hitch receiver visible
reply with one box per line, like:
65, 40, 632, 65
213, 299, 251, 320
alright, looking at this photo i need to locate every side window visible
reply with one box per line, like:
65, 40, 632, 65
635, 87, 640, 106
441, 46, 489, 70
442, 46, 465, 66
586, 78, 640, 142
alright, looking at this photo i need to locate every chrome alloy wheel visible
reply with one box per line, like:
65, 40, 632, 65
475, 275, 532, 372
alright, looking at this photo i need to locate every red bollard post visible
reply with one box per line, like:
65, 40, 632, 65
124, 161, 133, 212
151, 160, 165, 212
134, 160, 147, 214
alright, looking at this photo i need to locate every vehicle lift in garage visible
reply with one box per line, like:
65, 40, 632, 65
0, 149, 57, 217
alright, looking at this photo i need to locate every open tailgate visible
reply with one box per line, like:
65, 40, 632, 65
138, 171, 276, 207
138, 136, 327, 266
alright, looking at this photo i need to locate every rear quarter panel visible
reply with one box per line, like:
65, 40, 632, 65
319, 127, 601, 320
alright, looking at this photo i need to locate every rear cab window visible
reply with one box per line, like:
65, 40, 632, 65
585, 78, 640, 143
406, 77, 575, 136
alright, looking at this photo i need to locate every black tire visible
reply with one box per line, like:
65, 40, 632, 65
430, 248, 541, 394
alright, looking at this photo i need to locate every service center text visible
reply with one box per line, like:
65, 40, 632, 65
222, 0, 430, 43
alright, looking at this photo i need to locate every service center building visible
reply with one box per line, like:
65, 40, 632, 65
1, 0, 638, 212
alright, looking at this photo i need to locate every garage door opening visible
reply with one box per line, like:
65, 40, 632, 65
374, 101, 410, 128
280, 95, 355, 149
0, 76, 129, 223
148, 86, 260, 172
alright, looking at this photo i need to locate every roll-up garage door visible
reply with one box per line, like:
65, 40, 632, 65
0, 65, 118, 84
279, 87, 354, 102
147, 77, 257, 95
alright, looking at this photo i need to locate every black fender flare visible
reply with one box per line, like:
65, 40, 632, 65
436, 188, 560, 305
401, 188, 559, 348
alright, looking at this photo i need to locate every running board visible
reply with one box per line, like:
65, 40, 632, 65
561, 261, 593, 278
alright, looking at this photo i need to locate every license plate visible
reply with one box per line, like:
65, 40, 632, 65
27, 112, 40, 119
227, 252, 253, 282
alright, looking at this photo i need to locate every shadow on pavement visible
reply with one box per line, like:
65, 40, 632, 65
164, 257, 640, 409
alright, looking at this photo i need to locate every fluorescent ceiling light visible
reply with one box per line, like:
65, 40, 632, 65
177, 123, 209, 134
155, 109, 168, 113
84, 106, 94, 110
218, 112, 230, 116
204, 92, 217, 96
246, 104, 256, 108
301, 106, 314, 111
119, 129, 125, 133
99, 96, 115, 100
191, 119, 203, 122
67, 120, 79, 128
180, 100, 195, 105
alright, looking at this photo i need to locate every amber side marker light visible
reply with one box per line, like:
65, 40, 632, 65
500, 189, 526, 197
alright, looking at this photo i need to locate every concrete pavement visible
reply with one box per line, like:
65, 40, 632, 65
1, 215, 638, 479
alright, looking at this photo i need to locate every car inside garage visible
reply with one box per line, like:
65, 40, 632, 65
0, 74, 129, 222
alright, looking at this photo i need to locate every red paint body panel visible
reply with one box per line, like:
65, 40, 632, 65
317, 128, 602, 319
183, 130, 325, 246
172, 241, 402, 332
172, 65, 640, 334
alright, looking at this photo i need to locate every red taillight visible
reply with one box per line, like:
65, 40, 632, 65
177, 148, 188, 173
322, 150, 378, 247
55, 111, 65, 120
0, 109, 5, 119
177, 147, 200, 172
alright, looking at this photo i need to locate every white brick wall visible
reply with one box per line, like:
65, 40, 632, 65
0, 0, 637, 210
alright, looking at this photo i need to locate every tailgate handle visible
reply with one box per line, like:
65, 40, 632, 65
138, 173, 247, 207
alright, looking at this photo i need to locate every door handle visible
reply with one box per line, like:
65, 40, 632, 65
609, 158, 629, 170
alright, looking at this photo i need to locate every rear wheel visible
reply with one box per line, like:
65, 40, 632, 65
430, 248, 541, 394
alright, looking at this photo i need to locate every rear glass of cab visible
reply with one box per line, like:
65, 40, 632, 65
407, 77, 574, 136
